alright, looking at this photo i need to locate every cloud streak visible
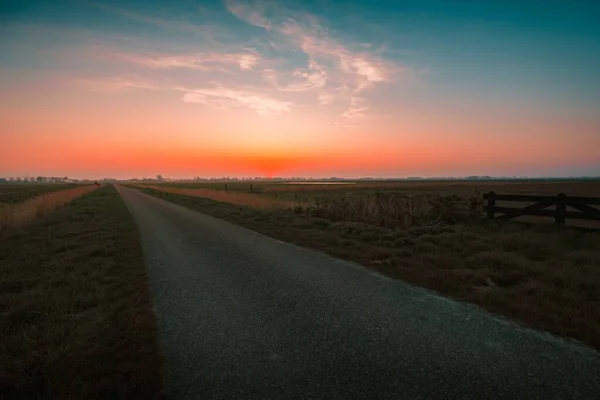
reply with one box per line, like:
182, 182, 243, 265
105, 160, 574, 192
224, 1, 404, 121
262, 61, 327, 92
118, 51, 260, 71
180, 86, 292, 117
75, 76, 158, 93
76, 0, 409, 123
224, 0, 272, 30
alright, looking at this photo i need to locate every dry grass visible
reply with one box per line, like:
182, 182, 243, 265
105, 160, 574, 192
263, 180, 600, 196
0, 185, 163, 399
137, 184, 306, 209
0, 185, 98, 232
307, 192, 481, 229
140, 186, 600, 350
0, 184, 78, 204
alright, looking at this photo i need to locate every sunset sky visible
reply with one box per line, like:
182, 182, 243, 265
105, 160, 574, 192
1, 0, 599, 179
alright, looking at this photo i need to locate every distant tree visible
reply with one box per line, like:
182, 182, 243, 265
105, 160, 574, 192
156, 175, 164, 181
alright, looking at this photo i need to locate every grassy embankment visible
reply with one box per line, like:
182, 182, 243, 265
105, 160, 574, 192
139, 183, 600, 351
0, 185, 163, 399
0, 185, 99, 232
0, 184, 80, 204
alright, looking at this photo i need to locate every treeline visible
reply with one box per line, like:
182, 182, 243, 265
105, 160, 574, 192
0, 176, 70, 184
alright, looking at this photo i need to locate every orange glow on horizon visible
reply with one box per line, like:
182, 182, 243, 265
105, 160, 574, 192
2, 82, 599, 178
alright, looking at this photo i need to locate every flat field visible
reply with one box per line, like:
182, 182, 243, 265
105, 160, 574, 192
155, 179, 600, 195
139, 179, 600, 350
0, 184, 79, 204
0, 185, 163, 399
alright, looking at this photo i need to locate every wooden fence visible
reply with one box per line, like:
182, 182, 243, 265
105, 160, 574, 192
483, 191, 600, 225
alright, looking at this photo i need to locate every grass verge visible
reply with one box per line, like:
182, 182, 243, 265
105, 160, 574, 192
136, 184, 303, 209
0, 185, 163, 399
140, 187, 600, 351
0, 184, 80, 204
0, 185, 98, 233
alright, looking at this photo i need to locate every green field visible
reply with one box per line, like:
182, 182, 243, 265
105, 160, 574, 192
140, 180, 600, 351
0, 186, 162, 399
0, 184, 79, 204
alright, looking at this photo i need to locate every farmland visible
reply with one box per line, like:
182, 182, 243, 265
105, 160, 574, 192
138, 179, 600, 350
0, 184, 80, 204
0, 185, 98, 232
1, 178, 599, 397
0, 186, 162, 399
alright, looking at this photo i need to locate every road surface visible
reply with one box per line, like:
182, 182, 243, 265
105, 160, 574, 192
117, 185, 600, 400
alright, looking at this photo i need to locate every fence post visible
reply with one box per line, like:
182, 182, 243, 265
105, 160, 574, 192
225, 183, 228, 193
486, 191, 496, 219
555, 193, 566, 225
250, 183, 253, 193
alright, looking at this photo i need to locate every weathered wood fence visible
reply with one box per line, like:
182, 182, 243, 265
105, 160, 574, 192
483, 192, 600, 225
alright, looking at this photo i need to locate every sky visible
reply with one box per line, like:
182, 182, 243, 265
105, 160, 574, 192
1, 0, 599, 179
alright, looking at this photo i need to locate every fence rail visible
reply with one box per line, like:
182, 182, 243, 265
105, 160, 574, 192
483, 191, 600, 225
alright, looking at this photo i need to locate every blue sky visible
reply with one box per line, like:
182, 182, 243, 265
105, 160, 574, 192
1, 0, 599, 178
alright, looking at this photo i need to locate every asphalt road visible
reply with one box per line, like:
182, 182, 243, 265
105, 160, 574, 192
116, 185, 600, 400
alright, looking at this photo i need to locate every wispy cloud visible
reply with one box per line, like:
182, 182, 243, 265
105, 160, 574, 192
223, 1, 404, 121
224, 0, 272, 30
75, 76, 158, 93
262, 61, 327, 92
117, 51, 260, 71
76, 0, 410, 123
180, 86, 292, 117
86, 1, 219, 40
342, 97, 369, 120
278, 18, 400, 120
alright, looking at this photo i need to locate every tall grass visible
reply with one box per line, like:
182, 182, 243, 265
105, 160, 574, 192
141, 185, 483, 227
138, 185, 306, 209
307, 192, 482, 229
0, 185, 98, 232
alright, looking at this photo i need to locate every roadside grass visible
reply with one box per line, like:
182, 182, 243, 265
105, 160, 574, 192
136, 184, 304, 209
261, 179, 600, 196
0, 185, 163, 399
0, 185, 98, 233
140, 187, 600, 350
148, 180, 600, 208
0, 184, 79, 204
149, 179, 600, 196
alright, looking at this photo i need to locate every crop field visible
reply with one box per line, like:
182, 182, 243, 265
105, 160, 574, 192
139, 179, 600, 350
0, 184, 79, 204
